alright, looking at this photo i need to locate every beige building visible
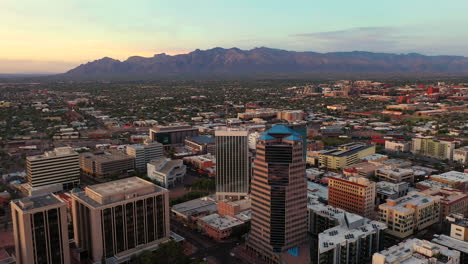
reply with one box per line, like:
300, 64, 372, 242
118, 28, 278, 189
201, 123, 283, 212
421, 188, 468, 220
147, 158, 186, 188
328, 176, 376, 218
80, 150, 135, 178
71, 177, 170, 263
319, 143, 375, 170
412, 137, 455, 160
384, 140, 411, 152
11, 193, 70, 264
373, 238, 460, 264
454, 147, 468, 164
27, 147, 80, 189
126, 140, 164, 171
375, 167, 414, 183
276, 110, 304, 121
378, 191, 440, 238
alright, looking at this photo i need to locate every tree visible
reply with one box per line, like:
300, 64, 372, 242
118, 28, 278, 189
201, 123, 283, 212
130, 241, 190, 264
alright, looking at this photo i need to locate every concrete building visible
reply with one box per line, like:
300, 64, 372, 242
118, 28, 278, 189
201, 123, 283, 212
421, 188, 468, 220
71, 177, 170, 263
317, 217, 386, 264
454, 147, 468, 164
80, 150, 135, 179
126, 140, 164, 172
430, 171, 468, 192
432, 234, 468, 264
11, 194, 70, 264
184, 135, 215, 154
147, 158, 186, 188
170, 196, 218, 222
237, 109, 278, 120
215, 129, 249, 200
375, 167, 415, 183
373, 238, 460, 264
26, 147, 80, 189
149, 124, 199, 147
248, 125, 309, 264
343, 161, 381, 178
384, 140, 411, 152
276, 110, 304, 121
378, 191, 440, 238
319, 143, 376, 170
198, 213, 245, 240
328, 176, 376, 218
376, 181, 409, 205
446, 214, 468, 241
412, 137, 455, 160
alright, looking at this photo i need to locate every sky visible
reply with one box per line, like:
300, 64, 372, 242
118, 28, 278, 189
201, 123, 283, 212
1, 0, 468, 73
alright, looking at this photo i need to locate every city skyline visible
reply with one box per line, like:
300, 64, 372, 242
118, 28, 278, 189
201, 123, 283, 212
2, 0, 468, 73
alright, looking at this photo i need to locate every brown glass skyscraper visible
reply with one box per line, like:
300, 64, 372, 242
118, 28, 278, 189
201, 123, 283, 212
248, 125, 309, 264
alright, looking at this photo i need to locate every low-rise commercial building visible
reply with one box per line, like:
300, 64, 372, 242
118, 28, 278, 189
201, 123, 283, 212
430, 171, 468, 192
147, 158, 186, 188
149, 124, 199, 147
378, 191, 440, 238
71, 177, 170, 263
375, 167, 414, 183
80, 150, 135, 179
170, 196, 218, 222
184, 135, 215, 154
432, 234, 468, 264
373, 238, 460, 264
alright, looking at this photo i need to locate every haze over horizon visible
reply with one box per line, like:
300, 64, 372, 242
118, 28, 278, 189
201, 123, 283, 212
2, 0, 468, 73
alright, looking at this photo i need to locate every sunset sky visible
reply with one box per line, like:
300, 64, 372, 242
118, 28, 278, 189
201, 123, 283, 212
1, 0, 468, 73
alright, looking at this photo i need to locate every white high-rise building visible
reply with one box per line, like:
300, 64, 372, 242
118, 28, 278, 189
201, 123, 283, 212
126, 140, 164, 171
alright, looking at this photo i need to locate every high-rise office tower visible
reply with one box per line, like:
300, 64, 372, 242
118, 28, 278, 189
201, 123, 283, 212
248, 125, 309, 264
126, 139, 164, 171
11, 193, 70, 264
215, 129, 249, 200
71, 177, 170, 263
26, 147, 80, 189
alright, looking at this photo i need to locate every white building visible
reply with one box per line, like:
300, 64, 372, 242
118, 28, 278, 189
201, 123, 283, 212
385, 140, 411, 152
373, 238, 460, 264
147, 158, 186, 188
26, 147, 80, 189
126, 140, 164, 171
454, 147, 468, 164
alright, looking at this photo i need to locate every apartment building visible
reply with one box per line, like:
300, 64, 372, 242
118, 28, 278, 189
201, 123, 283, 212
328, 176, 376, 218
26, 147, 80, 189
317, 216, 386, 264
378, 191, 440, 238
126, 140, 164, 171
319, 143, 375, 170
147, 158, 186, 188
80, 150, 135, 178
432, 234, 468, 264
71, 177, 170, 263
421, 188, 468, 220
11, 194, 70, 264
276, 110, 304, 121
373, 239, 460, 264
412, 137, 455, 160
454, 146, 468, 164
375, 167, 414, 183
430, 171, 468, 192
384, 140, 411, 152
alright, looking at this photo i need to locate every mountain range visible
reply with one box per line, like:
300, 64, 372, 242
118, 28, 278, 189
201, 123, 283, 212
61, 47, 468, 79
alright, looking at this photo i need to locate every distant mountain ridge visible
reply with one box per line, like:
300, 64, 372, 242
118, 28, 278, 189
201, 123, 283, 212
62, 47, 468, 78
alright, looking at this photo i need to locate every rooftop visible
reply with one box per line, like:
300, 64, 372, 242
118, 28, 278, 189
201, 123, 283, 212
432, 234, 468, 254
171, 196, 218, 218
320, 143, 374, 157
80, 150, 133, 163
200, 213, 244, 231
361, 153, 388, 161
374, 238, 460, 264
376, 181, 409, 196
185, 135, 215, 144
380, 191, 439, 213
73, 177, 165, 206
27, 147, 77, 161
431, 171, 468, 183
12, 193, 64, 211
